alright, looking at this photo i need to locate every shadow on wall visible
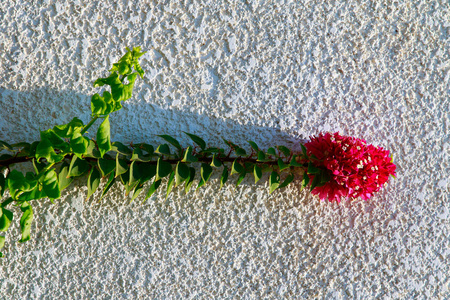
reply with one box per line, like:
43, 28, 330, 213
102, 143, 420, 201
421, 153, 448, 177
0, 87, 306, 152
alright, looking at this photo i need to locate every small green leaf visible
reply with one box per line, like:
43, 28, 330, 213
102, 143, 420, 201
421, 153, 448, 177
278, 158, 289, 171
156, 158, 172, 180
100, 173, 115, 200
135, 143, 154, 155
277, 146, 291, 158
248, 141, 259, 152
267, 147, 277, 156
236, 171, 246, 187
58, 161, 73, 191
7, 170, 37, 199
166, 171, 175, 199
155, 144, 171, 155
0, 140, 13, 151
269, 171, 280, 194
257, 151, 267, 162
98, 157, 116, 177
307, 162, 320, 174
182, 146, 198, 163
53, 117, 84, 138
220, 167, 228, 189
84, 139, 101, 158
70, 133, 89, 158
131, 148, 150, 162
253, 165, 262, 183
68, 156, 90, 177
197, 163, 213, 190
183, 132, 206, 150
1, 197, 14, 208
0, 173, 5, 197
0, 208, 13, 232
86, 167, 101, 200
301, 173, 310, 188
301, 144, 308, 158
35, 138, 64, 164
278, 173, 295, 190
111, 142, 132, 155
18, 202, 33, 243
231, 160, 243, 175
235, 148, 247, 156
210, 154, 222, 168
175, 162, 189, 186
185, 167, 196, 193
131, 183, 145, 202
115, 153, 128, 177
289, 155, 303, 167
0, 235, 5, 257
158, 135, 182, 151
97, 116, 111, 158
145, 179, 162, 201
42, 169, 61, 199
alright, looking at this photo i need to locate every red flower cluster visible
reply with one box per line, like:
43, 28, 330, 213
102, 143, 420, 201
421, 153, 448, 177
304, 132, 396, 202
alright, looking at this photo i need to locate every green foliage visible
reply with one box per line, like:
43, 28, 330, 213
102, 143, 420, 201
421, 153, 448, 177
0, 46, 315, 258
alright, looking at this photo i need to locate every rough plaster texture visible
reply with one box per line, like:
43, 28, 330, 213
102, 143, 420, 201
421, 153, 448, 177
0, 0, 449, 299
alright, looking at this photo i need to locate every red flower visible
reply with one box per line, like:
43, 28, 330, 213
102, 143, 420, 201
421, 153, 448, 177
304, 132, 396, 202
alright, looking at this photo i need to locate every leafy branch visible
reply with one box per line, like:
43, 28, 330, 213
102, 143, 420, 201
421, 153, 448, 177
0, 47, 327, 257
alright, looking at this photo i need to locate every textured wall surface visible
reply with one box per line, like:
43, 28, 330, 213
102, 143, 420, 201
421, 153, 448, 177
0, 0, 449, 299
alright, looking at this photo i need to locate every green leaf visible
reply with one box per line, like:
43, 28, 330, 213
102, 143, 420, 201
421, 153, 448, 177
42, 169, 61, 199
289, 155, 303, 167
269, 171, 280, 194
68, 156, 89, 177
145, 179, 161, 201
166, 171, 175, 199
257, 151, 267, 162
175, 162, 189, 186
236, 171, 246, 187
278, 173, 295, 190
310, 174, 321, 191
58, 161, 73, 191
301, 144, 308, 158
115, 153, 128, 178
1, 197, 13, 208
53, 117, 84, 138
183, 132, 206, 150
231, 160, 243, 175
307, 162, 320, 174
235, 148, 247, 156
97, 116, 111, 158
301, 173, 310, 188
134, 143, 154, 155
277, 145, 291, 158
220, 167, 228, 189
100, 173, 115, 200
119, 169, 137, 196
0, 140, 13, 151
70, 133, 89, 158
185, 167, 196, 193
0, 173, 4, 197
222, 138, 238, 149
84, 139, 101, 158
111, 142, 132, 155
197, 163, 213, 190
35, 138, 64, 164
40, 129, 69, 152
210, 154, 222, 168
131, 148, 150, 162
0, 208, 13, 232
86, 167, 101, 200
253, 165, 262, 183
98, 157, 116, 177
139, 164, 157, 183
18, 202, 33, 243
129, 161, 145, 186
158, 135, 182, 151
278, 158, 289, 171
182, 146, 198, 163
131, 183, 145, 202
7, 170, 37, 200
0, 235, 5, 257
248, 141, 259, 152
155, 144, 171, 155
267, 147, 277, 156
156, 158, 172, 180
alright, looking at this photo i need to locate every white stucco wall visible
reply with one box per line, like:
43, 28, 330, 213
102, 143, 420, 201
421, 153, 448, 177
0, 0, 449, 299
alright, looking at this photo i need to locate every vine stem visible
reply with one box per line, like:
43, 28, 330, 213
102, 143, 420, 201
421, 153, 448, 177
80, 115, 99, 135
